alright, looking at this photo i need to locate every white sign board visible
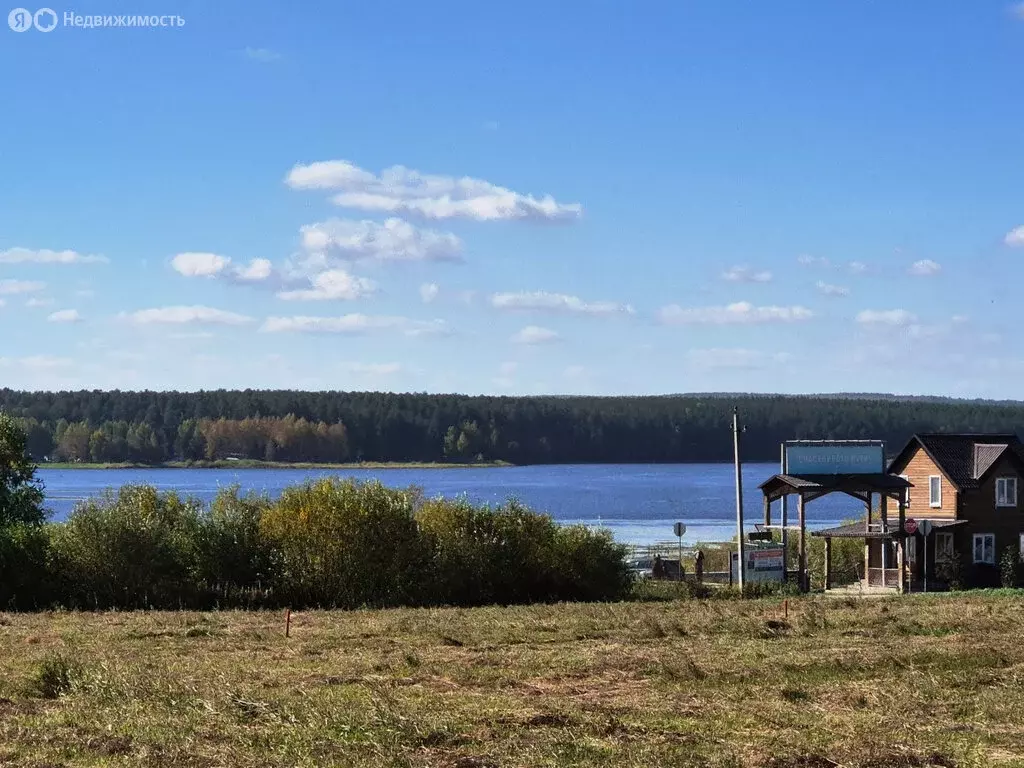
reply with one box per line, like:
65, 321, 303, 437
731, 547, 785, 584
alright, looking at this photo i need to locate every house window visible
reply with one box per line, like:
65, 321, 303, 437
935, 532, 954, 562
899, 474, 910, 507
973, 533, 995, 565
996, 477, 1018, 508
929, 476, 942, 508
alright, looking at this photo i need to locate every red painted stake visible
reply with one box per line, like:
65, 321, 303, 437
286, 608, 292, 638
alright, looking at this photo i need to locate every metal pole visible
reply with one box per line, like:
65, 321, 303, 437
677, 534, 683, 582
924, 533, 928, 593
733, 407, 746, 592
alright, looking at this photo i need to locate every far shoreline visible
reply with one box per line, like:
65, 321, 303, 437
36, 460, 516, 471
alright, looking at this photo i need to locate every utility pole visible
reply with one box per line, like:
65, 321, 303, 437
733, 406, 746, 593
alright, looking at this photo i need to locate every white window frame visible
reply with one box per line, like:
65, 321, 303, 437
929, 475, 942, 508
935, 532, 954, 563
899, 474, 910, 507
973, 533, 995, 565
996, 476, 1018, 508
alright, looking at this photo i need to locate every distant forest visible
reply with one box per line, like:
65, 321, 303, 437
1, 389, 1022, 465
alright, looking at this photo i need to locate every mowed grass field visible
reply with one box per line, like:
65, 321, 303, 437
2, 594, 1024, 767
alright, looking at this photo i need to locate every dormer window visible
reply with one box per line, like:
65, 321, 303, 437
996, 477, 1018, 508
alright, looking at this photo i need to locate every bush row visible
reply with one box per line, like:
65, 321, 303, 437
0, 479, 632, 610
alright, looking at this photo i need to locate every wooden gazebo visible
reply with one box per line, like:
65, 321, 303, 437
758, 473, 913, 592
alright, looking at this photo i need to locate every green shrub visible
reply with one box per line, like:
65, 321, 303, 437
0, 523, 54, 610
259, 478, 429, 608
1000, 545, 1022, 588
197, 487, 277, 606
31, 652, 81, 698
51, 485, 205, 609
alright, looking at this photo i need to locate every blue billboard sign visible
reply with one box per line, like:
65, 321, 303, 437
785, 443, 884, 475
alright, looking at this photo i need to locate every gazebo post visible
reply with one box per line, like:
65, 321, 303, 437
763, 494, 771, 528
798, 493, 807, 592
823, 537, 832, 591
864, 492, 872, 588
880, 493, 888, 589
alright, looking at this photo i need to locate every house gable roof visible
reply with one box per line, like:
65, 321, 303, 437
888, 433, 1024, 490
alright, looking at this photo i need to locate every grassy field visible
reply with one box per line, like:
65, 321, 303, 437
1, 593, 1023, 767
37, 460, 513, 470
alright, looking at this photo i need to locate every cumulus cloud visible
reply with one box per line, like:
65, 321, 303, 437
171, 253, 275, 282
687, 348, 793, 370
276, 269, 377, 301
908, 259, 941, 276
0, 279, 45, 295
48, 309, 82, 323
261, 314, 449, 337
420, 282, 440, 303
656, 301, 813, 325
856, 309, 917, 326
511, 325, 560, 344
285, 160, 583, 222
0, 247, 107, 264
25, 297, 55, 308
721, 266, 772, 283
1004, 225, 1024, 247
490, 291, 634, 316
298, 218, 463, 266
847, 261, 867, 274
123, 306, 255, 326
816, 281, 849, 297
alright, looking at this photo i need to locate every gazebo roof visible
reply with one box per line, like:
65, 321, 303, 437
758, 473, 912, 503
810, 519, 966, 539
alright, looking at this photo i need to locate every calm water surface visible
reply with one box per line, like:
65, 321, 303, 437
37, 464, 869, 546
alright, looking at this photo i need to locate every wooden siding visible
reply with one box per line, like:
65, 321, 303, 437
890, 444, 956, 520
956, 454, 1024, 586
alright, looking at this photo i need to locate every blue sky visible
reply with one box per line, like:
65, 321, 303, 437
2, 0, 1024, 397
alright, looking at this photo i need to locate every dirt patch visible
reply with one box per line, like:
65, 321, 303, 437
525, 712, 573, 727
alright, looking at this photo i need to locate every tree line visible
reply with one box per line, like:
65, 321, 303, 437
2, 389, 1023, 465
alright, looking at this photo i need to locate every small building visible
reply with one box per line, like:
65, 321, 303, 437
814, 433, 1024, 590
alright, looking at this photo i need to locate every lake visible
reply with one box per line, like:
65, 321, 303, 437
36, 464, 870, 547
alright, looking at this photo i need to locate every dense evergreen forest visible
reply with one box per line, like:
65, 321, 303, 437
0, 389, 1022, 465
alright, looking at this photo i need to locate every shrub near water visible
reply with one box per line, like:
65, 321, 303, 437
259, 478, 429, 608
51, 485, 205, 609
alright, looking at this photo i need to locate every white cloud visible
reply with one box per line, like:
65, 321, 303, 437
0, 355, 73, 370
299, 218, 463, 266
656, 301, 813, 325
687, 348, 793, 370
0, 247, 107, 265
342, 362, 402, 376
0, 299, 6, 307
420, 282, 440, 303
1011, 2, 1024, 20
276, 269, 377, 301
721, 266, 772, 283
490, 291, 634, 316
124, 306, 255, 326
847, 261, 867, 274
48, 309, 82, 323
908, 259, 941, 276
1004, 225, 1024, 247
244, 46, 282, 62
172, 252, 231, 277
816, 281, 849, 297
797, 254, 829, 267
459, 290, 478, 305
511, 325, 560, 344
261, 314, 449, 337
25, 297, 55, 308
171, 253, 274, 282
285, 159, 583, 222
855, 309, 917, 326
951, 314, 969, 324
0, 279, 45, 295
235, 258, 273, 281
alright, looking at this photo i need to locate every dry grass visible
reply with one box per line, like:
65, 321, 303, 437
1, 594, 1024, 766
